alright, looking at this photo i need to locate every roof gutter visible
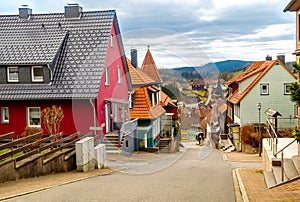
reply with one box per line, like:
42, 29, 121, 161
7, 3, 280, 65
283, 0, 297, 12
89, 98, 97, 136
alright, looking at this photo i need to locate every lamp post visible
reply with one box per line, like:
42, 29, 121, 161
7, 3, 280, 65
257, 103, 262, 157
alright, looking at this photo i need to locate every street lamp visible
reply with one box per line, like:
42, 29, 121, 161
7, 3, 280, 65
257, 103, 262, 157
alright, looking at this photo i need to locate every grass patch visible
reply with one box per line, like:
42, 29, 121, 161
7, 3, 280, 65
255, 169, 264, 175
0, 148, 11, 155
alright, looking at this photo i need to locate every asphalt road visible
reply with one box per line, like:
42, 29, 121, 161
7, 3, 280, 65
4, 145, 260, 202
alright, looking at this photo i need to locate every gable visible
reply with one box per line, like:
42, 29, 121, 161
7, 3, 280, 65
228, 60, 296, 104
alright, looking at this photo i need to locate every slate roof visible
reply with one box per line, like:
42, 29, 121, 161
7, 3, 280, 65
0, 9, 124, 99
227, 60, 297, 104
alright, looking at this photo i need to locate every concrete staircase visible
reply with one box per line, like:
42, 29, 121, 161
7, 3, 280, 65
159, 138, 171, 153
102, 132, 124, 153
263, 138, 299, 188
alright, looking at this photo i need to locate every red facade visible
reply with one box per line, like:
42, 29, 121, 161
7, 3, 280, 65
0, 21, 129, 137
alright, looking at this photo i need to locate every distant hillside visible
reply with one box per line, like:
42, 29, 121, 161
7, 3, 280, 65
172, 60, 253, 73
159, 60, 253, 82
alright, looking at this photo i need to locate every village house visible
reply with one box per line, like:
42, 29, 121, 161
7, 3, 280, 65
226, 58, 297, 129
127, 48, 166, 149
0, 4, 133, 139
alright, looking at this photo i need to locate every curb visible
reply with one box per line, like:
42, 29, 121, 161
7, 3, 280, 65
233, 168, 249, 202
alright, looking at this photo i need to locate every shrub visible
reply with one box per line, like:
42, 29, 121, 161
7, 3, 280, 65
240, 124, 254, 145
21, 126, 42, 138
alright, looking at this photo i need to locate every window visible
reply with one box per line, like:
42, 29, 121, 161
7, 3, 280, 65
105, 66, 110, 86
110, 34, 114, 48
118, 66, 122, 84
1, 107, 9, 124
32, 66, 44, 82
129, 93, 134, 108
7, 67, 19, 82
27, 107, 41, 127
284, 83, 291, 95
234, 104, 240, 118
260, 84, 269, 95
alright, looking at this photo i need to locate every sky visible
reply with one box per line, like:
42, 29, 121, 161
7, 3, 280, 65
0, 0, 297, 68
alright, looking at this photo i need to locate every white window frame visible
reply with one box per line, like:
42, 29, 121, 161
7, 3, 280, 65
110, 34, 115, 48
118, 66, 122, 84
129, 93, 134, 108
260, 83, 269, 95
105, 66, 110, 86
31, 66, 44, 82
7, 66, 19, 82
284, 83, 291, 95
27, 107, 41, 127
1, 107, 9, 124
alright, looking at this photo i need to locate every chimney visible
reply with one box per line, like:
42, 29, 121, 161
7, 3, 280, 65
19, 5, 32, 20
266, 55, 272, 61
64, 3, 83, 18
131, 49, 138, 68
277, 54, 285, 64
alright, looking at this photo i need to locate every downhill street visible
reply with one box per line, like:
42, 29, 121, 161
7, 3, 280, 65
4, 144, 261, 202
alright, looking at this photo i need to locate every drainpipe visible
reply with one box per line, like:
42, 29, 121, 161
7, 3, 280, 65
47, 64, 53, 82
89, 99, 97, 136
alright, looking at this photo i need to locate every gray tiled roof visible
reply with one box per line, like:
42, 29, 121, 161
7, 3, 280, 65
0, 10, 117, 99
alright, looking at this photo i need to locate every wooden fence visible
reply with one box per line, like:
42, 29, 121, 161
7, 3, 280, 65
0, 131, 89, 183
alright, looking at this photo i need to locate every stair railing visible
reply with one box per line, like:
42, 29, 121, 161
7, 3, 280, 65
119, 118, 138, 146
266, 118, 278, 156
273, 139, 297, 182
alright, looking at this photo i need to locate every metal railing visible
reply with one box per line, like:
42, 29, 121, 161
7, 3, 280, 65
265, 117, 298, 183
273, 139, 297, 182
119, 118, 138, 144
266, 118, 278, 156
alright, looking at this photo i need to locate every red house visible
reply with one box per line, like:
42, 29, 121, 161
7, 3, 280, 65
0, 4, 132, 138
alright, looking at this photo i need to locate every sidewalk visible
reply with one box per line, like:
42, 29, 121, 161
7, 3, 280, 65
223, 151, 300, 202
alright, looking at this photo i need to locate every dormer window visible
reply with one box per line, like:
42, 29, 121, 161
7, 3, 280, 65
7, 67, 19, 82
32, 66, 44, 82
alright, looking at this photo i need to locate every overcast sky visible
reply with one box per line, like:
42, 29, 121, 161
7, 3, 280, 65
0, 0, 296, 68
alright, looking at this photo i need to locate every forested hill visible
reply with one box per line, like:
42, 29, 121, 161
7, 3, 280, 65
172, 60, 253, 73
158, 60, 253, 81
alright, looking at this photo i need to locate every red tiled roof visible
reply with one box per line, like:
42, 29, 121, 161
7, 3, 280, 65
130, 87, 166, 119
127, 58, 156, 87
141, 48, 163, 83
160, 91, 177, 108
228, 60, 297, 104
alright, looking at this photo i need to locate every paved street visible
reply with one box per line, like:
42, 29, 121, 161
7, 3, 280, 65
3, 144, 261, 202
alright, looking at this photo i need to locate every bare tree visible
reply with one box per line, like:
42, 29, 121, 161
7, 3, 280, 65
41, 105, 64, 138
